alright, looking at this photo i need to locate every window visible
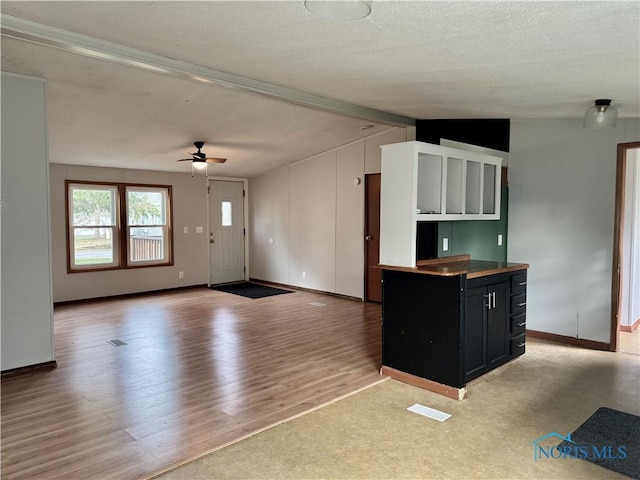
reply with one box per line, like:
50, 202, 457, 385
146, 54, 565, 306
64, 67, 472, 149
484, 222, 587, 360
67, 181, 173, 272
221, 201, 232, 226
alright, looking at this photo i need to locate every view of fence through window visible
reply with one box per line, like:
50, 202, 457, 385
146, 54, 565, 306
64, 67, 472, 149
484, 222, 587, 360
69, 183, 170, 269
127, 188, 166, 263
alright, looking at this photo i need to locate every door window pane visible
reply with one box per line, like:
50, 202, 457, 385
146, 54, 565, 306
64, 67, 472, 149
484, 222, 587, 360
221, 201, 232, 226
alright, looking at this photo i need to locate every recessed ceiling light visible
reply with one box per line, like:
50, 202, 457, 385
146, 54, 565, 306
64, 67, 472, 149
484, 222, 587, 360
360, 124, 375, 130
304, 1, 372, 20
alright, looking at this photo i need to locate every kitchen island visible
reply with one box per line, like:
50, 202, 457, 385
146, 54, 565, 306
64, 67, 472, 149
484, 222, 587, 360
379, 255, 529, 399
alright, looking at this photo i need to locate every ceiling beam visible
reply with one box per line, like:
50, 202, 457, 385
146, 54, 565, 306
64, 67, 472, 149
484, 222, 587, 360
1, 14, 415, 127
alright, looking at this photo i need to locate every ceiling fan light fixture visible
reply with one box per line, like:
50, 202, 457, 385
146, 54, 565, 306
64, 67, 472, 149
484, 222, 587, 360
584, 99, 618, 129
304, 0, 372, 20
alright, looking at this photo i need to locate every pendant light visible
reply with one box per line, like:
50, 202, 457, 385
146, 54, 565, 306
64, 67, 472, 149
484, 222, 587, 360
583, 99, 618, 129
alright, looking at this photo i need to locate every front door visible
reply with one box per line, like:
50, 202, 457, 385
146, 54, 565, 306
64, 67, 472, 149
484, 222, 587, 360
365, 173, 382, 302
209, 180, 245, 285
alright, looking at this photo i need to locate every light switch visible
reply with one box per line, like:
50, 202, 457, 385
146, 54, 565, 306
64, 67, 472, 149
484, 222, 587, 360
443, 238, 449, 252
183, 227, 189, 234
497, 234, 503, 246
196, 226, 203, 233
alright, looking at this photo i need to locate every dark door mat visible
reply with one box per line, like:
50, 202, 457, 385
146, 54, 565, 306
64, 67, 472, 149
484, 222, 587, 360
558, 407, 639, 479
209, 282, 293, 299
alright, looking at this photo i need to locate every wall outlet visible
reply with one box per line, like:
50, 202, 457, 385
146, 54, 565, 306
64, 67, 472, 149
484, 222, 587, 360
443, 237, 449, 252
178, 271, 184, 279
497, 234, 503, 246
196, 226, 203, 233
302, 271, 307, 279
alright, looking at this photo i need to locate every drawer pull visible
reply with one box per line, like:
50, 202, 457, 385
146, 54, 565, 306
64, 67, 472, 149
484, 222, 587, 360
517, 281, 527, 286
517, 322, 526, 327
517, 342, 525, 348
517, 302, 527, 307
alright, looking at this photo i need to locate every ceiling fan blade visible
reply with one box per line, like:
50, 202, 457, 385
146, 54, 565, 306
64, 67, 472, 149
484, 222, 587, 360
176, 158, 193, 162
206, 157, 227, 163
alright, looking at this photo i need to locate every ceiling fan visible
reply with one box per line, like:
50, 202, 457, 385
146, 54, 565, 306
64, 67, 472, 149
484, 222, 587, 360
177, 141, 226, 176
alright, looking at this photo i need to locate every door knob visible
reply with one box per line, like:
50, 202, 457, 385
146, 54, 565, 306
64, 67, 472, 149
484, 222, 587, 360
209, 239, 215, 244
365, 235, 373, 241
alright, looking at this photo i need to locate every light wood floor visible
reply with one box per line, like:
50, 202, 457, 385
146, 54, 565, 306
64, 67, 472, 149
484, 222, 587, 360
1, 287, 382, 479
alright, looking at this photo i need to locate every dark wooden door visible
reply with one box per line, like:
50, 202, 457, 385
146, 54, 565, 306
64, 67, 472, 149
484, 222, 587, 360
464, 286, 487, 382
365, 173, 382, 302
486, 282, 509, 368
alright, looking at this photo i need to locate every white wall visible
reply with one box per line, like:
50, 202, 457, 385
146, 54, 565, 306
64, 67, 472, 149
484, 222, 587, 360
621, 148, 640, 327
290, 151, 337, 292
246, 167, 290, 285
336, 141, 365, 297
249, 127, 407, 298
50, 164, 209, 302
364, 128, 407, 173
508, 119, 640, 343
1, 72, 55, 371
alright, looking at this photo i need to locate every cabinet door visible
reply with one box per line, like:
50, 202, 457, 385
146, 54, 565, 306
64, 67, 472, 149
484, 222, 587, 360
465, 286, 486, 381
487, 282, 509, 368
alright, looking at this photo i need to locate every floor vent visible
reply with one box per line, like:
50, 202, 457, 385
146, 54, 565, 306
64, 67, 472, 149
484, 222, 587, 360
309, 302, 326, 307
107, 339, 128, 347
407, 403, 451, 422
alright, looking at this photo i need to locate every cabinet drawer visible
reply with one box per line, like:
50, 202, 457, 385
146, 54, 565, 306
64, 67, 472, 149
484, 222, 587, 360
510, 334, 526, 357
511, 294, 527, 316
468, 272, 508, 289
510, 272, 527, 294
511, 314, 526, 336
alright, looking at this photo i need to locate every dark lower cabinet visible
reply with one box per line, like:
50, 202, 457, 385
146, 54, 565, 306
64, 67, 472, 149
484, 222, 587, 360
465, 281, 509, 383
382, 268, 527, 390
464, 286, 487, 381
487, 283, 509, 367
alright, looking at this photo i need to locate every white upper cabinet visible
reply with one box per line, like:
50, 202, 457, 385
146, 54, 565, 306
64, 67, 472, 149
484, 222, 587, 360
379, 141, 503, 267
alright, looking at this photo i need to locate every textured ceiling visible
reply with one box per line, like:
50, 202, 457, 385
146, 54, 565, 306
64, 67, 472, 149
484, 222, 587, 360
1, 1, 639, 175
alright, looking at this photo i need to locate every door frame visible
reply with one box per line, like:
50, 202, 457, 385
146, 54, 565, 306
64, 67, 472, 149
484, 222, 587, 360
207, 176, 249, 286
610, 141, 640, 351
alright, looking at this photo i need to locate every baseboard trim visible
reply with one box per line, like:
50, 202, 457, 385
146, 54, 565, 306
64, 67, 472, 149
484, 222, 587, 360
620, 318, 640, 333
53, 284, 208, 306
2, 360, 57, 378
248, 278, 363, 302
526, 330, 611, 351
380, 366, 467, 400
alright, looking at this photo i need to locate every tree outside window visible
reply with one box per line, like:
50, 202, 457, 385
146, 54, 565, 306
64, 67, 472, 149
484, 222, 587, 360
67, 181, 173, 272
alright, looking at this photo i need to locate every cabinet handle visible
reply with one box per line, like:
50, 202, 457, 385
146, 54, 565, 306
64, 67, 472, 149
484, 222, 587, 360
517, 322, 526, 327
517, 342, 526, 348
492, 292, 496, 309
517, 302, 527, 307
484, 293, 491, 309
517, 282, 527, 286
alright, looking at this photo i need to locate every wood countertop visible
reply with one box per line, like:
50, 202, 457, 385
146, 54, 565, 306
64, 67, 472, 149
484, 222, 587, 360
378, 255, 529, 279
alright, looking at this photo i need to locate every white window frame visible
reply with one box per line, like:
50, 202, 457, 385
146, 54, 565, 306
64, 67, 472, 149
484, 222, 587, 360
126, 186, 171, 266
68, 183, 120, 270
